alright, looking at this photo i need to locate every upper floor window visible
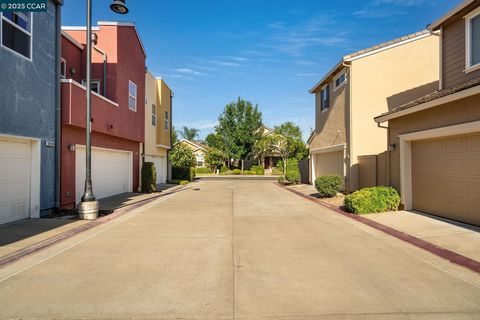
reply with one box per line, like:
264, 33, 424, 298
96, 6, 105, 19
81, 79, 100, 94
60, 58, 66, 78
164, 110, 169, 130
128, 80, 137, 111
320, 85, 329, 112
1, 12, 32, 59
466, 9, 480, 70
151, 104, 156, 126
334, 72, 347, 90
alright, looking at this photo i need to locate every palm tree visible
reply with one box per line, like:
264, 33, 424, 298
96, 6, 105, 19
180, 126, 200, 141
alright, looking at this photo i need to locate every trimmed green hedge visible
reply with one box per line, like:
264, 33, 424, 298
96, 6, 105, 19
314, 175, 343, 198
195, 167, 211, 174
232, 169, 241, 175
251, 165, 265, 175
220, 166, 229, 173
172, 166, 196, 182
141, 162, 157, 193
285, 159, 300, 183
344, 186, 400, 214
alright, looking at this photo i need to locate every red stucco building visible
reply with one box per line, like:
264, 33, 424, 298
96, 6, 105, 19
60, 21, 146, 208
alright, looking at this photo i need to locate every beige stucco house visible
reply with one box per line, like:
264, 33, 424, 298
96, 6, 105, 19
308, 31, 440, 192
375, 0, 480, 226
177, 139, 210, 167
144, 71, 173, 184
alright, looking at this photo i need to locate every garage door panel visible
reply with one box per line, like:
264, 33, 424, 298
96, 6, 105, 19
412, 133, 480, 226
0, 139, 31, 225
76, 146, 132, 203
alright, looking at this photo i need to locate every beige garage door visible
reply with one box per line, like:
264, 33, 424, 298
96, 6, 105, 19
315, 151, 344, 181
412, 132, 480, 226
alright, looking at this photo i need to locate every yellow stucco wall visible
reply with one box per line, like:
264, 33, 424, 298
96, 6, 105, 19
144, 72, 171, 158
349, 34, 439, 190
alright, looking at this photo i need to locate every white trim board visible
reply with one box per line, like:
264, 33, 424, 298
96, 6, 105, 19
310, 143, 346, 154
398, 120, 480, 210
375, 84, 480, 123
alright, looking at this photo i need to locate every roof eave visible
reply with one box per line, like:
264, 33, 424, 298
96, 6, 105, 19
309, 59, 345, 93
429, 0, 476, 31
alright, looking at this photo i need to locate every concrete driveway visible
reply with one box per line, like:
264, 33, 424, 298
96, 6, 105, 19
0, 180, 479, 319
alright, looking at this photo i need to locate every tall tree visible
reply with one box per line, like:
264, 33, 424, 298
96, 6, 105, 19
180, 126, 200, 141
171, 126, 179, 145
215, 97, 263, 162
169, 143, 196, 167
204, 133, 223, 150
274, 122, 308, 160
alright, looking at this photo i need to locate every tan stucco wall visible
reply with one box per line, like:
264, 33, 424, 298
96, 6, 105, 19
309, 72, 349, 150
388, 94, 480, 192
144, 72, 171, 158
349, 34, 440, 190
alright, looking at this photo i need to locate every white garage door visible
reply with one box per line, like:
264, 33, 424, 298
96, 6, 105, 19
146, 155, 167, 184
76, 146, 132, 203
315, 151, 344, 178
0, 138, 32, 225
412, 132, 480, 226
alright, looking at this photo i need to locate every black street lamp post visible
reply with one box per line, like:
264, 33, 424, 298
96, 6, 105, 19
78, 0, 129, 220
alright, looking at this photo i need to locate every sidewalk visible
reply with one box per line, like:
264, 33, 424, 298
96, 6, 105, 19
0, 184, 187, 264
283, 183, 480, 268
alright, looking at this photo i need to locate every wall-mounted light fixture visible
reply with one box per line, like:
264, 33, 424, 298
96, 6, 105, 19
388, 143, 397, 151
68, 144, 76, 151
70, 67, 76, 75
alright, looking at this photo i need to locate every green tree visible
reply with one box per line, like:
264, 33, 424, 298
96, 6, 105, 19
171, 126, 179, 145
205, 148, 225, 172
170, 143, 196, 167
205, 133, 224, 150
274, 122, 308, 160
180, 126, 200, 141
253, 133, 288, 174
215, 97, 263, 162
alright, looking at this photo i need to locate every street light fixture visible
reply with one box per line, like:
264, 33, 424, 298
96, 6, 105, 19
78, 0, 129, 220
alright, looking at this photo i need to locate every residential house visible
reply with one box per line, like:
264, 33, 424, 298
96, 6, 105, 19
309, 31, 440, 192
177, 140, 210, 167
60, 21, 146, 208
144, 71, 173, 184
0, 2, 63, 224
374, 0, 480, 226
259, 126, 283, 170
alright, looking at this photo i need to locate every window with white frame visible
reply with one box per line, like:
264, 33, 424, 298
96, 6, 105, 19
320, 85, 329, 111
151, 104, 156, 126
334, 72, 347, 89
60, 58, 66, 78
466, 9, 480, 69
164, 110, 169, 130
1, 12, 32, 59
128, 80, 137, 111
81, 79, 100, 94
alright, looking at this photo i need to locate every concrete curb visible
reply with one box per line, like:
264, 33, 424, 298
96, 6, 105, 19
196, 175, 278, 181
275, 182, 480, 274
0, 185, 190, 269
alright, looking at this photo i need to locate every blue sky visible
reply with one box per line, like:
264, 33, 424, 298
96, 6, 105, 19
62, 0, 461, 141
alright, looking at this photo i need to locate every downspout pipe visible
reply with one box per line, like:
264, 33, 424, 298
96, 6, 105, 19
55, 1, 62, 208
168, 91, 174, 181
93, 46, 107, 97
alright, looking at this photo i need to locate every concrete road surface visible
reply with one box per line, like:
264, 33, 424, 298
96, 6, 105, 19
1, 179, 479, 319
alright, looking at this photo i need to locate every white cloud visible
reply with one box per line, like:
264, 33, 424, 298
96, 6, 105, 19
175, 68, 205, 76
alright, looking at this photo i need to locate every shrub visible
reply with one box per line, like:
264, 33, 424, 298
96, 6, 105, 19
285, 159, 300, 183
314, 175, 343, 198
344, 186, 401, 214
272, 169, 283, 175
251, 165, 265, 175
278, 176, 285, 184
276, 160, 284, 172
141, 162, 157, 193
220, 165, 229, 173
179, 180, 189, 185
243, 170, 255, 175
195, 167, 211, 174
232, 169, 241, 175
170, 143, 195, 167
205, 148, 225, 172
172, 166, 195, 182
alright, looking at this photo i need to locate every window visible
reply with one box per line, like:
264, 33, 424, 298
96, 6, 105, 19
151, 104, 156, 126
197, 161, 204, 167
320, 85, 329, 111
60, 58, 66, 78
334, 72, 347, 90
1, 12, 32, 59
164, 110, 169, 130
466, 9, 480, 70
81, 79, 100, 94
128, 80, 137, 111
